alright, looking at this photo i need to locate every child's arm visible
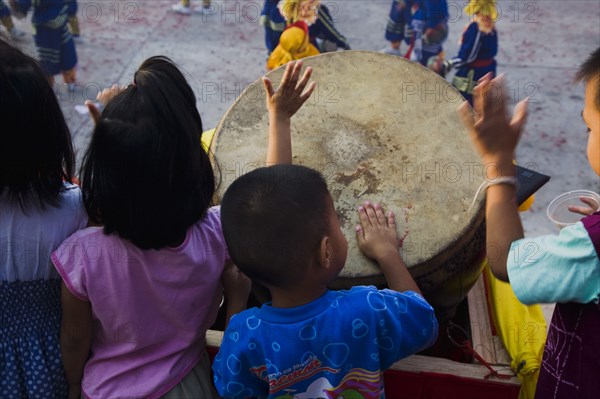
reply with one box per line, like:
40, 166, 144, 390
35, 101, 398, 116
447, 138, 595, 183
458, 73, 529, 282
60, 282, 92, 399
221, 262, 252, 328
262, 60, 316, 165
85, 84, 128, 124
356, 201, 422, 295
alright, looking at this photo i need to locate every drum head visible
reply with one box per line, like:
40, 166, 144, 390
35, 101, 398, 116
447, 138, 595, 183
211, 51, 485, 290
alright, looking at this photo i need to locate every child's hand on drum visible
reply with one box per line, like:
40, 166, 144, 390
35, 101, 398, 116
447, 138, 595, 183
355, 201, 399, 262
356, 201, 422, 294
262, 60, 316, 121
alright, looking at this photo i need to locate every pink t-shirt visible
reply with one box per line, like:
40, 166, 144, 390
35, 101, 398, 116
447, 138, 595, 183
52, 206, 228, 399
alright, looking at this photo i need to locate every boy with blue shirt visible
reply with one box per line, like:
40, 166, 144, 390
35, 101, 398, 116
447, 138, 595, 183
214, 166, 437, 399
212, 61, 437, 399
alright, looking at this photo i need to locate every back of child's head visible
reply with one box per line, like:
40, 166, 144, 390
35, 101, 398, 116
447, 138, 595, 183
0, 38, 74, 211
221, 164, 331, 287
80, 56, 215, 249
576, 46, 600, 110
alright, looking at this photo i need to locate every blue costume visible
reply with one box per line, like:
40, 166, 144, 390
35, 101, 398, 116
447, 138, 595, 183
445, 22, 497, 104
0, 1, 10, 18
66, 0, 79, 37
385, 0, 412, 43
213, 287, 437, 398
260, 2, 348, 56
309, 4, 350, 52
14, 0, 77, 77
407, 0, 448, 67
260, 0, 286, 55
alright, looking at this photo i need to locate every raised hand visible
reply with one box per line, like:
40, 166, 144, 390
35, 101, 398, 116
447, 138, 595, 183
263, 60, 316, 120
458, 73, 528, 177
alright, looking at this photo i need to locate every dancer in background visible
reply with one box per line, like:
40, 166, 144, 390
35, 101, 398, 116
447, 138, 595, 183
309, 3, 350, 52
408, 0, 448, 72
383, 0, 413, 56
10, 0, 78, 88
266, 0, 320, 70
260, 0, 286, 55
443, 0, 498, 104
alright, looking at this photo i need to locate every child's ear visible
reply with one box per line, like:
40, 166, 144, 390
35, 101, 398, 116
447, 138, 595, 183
317, 235, 331, 269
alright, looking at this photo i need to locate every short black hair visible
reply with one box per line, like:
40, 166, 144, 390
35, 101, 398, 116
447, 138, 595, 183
221, 164, 331, 288
0, 38, 75, 212
576, 46, 600, 110
80, 56, 215, 249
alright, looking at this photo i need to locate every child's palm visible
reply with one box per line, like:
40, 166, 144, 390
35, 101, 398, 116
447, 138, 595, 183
356, 202, 400, 261
458, 74, 528, 166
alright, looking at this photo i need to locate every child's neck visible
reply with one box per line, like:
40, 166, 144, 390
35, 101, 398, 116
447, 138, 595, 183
269, 284, 328, 308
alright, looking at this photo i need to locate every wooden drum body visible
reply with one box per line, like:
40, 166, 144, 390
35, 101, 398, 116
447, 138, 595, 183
211, 51, 486, 320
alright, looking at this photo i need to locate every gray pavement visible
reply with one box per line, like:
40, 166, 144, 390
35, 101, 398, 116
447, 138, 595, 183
7, 0, 600, 240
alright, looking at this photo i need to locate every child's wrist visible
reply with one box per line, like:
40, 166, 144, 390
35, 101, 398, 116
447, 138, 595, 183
227, 295, 249, 306
374, 248, 403, 267
482, 157, 515, 179
269, 111, 291, 122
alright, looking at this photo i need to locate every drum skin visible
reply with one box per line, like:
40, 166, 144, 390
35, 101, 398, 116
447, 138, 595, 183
211, 51, 486, 320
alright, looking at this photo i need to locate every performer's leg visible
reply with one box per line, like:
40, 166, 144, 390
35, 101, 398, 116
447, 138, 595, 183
34, 24, 62, 81
59, 24, 78, 87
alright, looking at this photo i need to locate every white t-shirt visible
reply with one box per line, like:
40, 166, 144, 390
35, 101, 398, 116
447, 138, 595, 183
0, 183, 88, 282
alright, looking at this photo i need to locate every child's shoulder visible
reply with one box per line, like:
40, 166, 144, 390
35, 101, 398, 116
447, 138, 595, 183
189, 205, 227, 241
223, 307, 261, 332
58, 225, 109, 247
340, 285, 422, 299
334, 286, 430, 312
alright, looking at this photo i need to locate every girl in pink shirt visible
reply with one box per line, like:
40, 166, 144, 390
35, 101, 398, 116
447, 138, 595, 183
52, 57, 316, 399
52, 56, 245, 399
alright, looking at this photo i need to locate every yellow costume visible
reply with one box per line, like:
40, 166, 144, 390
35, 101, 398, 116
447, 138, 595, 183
267, 24, 320, 70
266, 0, 320, 70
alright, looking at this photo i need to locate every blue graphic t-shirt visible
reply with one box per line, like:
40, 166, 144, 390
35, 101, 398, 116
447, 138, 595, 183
213, 286, 438, 399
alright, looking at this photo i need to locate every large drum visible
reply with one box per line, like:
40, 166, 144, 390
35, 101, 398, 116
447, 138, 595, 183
210, 51, 486, 320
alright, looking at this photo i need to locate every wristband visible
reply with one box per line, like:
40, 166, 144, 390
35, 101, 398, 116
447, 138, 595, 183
468, 176, 519, 213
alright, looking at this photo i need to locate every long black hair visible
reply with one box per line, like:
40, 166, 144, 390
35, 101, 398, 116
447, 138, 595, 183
0, 38, 75, 212
80, 56, 215, 249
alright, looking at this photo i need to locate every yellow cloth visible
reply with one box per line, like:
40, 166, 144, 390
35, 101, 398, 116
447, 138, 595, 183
518, 195, 535, 212
464, 0, 498, 20
267, 26, 320, 70
483, 263, 546, 399
201, 128, 215, 152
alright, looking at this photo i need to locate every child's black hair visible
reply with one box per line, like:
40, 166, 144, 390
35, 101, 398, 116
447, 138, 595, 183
80, 56, 215, 249
576, 46, 600, 110
221, 164, 331, 288
0, 38, 75, 212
